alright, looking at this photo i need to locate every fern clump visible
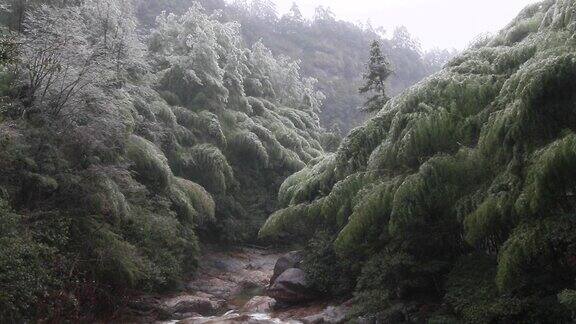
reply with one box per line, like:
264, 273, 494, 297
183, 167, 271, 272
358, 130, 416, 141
126, 135, 172, 191
170, 177, 216, 225
174, 144, 235, 193
84, 173, 131, 223
516, 132, 576, 216
228, 131, 269, 167
154, 100, 178, 128
277, 154, 337, 206
334, 179, 400, 255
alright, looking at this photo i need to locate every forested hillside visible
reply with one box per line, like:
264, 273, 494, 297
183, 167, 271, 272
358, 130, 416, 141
261, 0, 576, 322
223, 2, 452, 134
136, 0, 453, 134
0, 1, 331, 320
6, 0, 575, 323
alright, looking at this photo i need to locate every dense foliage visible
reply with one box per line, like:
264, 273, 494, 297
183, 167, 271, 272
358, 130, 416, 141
135, 0, 453, 134
260, 0, 576, 322
0, 0, 329, 320
227, 2, 457, 134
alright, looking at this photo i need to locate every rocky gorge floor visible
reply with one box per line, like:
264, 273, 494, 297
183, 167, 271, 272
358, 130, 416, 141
119, 246, 350, 323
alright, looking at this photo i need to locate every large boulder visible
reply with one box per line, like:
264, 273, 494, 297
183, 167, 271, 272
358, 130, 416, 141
267, 268, 315, 303
270, 251, 304, 285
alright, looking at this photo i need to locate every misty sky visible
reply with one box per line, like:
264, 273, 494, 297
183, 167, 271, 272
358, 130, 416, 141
273, 0, 540, 50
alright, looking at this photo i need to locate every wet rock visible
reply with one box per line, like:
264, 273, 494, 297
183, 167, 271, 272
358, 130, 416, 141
301, 305, 349, 324
161, 294, 225, 317
171, 311, 202, 320
187, 276, 237, 299
268, 268, 315, 303
187, 247, 280, 301
213, 258, 244, 272
242, 296, 276, 313
270, 251, 304, 285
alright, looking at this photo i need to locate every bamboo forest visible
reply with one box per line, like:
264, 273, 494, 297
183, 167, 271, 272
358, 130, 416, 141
1, 0, 575, 323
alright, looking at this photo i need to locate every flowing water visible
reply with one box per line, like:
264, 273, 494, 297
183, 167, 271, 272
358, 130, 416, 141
164, 310, 301, 323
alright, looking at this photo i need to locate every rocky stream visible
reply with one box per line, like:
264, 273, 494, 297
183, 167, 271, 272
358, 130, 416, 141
120, 247, 350, 323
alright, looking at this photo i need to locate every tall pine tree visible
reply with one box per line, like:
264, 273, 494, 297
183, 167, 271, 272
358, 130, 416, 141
359, 40, 392, 113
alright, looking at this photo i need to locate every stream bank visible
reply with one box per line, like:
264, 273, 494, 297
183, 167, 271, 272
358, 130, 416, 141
119, 246, 350, 323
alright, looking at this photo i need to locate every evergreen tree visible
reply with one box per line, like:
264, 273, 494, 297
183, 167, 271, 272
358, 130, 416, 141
288, 2, 303, 22
359, 40, 392, 113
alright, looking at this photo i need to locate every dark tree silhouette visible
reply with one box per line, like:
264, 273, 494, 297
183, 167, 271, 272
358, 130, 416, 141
359, 40, 392, 113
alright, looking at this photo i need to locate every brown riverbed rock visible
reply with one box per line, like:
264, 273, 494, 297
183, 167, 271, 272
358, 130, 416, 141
161, 294, 225, 317
242, 296, 277, 313
187, 247, 282, 301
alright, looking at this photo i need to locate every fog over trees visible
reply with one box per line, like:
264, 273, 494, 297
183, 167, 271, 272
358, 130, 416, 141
135, 0, 453, 133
